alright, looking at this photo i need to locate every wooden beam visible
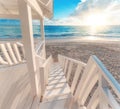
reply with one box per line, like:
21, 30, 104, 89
18, 0, 37, 96
24, 0, 43, 19
0, 14, 40, 19
0, 14, 19, 19
40, 19, 45, 40
0, 44, 13, 65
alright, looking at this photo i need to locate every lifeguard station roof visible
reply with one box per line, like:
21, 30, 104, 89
0, 0, 53, 19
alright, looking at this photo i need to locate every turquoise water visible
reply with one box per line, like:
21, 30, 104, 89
0, 25, 120, 39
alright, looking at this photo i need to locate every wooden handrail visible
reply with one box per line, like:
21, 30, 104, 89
58, 54, 86, 95
0, 42, 25, 66
58, 54, 86, 66
92, 55, 120, 98
58, 54, 120, 109
40, 55, 53, 96
35, 41, 46, 59
35, 40, 45, 54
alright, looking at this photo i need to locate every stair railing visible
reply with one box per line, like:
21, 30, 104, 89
39, 55, 53, 97
35, 40, 46, 59
58, 54, 120, 109
0, 42, 25, 66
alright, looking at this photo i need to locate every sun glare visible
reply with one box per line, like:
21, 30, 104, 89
83, 12, 108, 34
85, 13, 107, 26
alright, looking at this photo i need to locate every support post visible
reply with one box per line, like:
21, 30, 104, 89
40, 19, 45, 40
18, 0, 37, 96
40, 19, 46, 59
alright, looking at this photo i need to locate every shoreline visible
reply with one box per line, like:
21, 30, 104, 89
0, 37, 120, 43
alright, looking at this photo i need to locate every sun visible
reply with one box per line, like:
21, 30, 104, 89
85, 13, 108, 26
83, 12, 108, 34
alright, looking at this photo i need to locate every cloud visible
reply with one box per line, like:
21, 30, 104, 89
44, 17, 83, 25
81, 0, 86, 3
44, 0, 120, 25
71, 0, 120, 25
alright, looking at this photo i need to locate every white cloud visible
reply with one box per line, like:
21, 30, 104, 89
71, 0, 120, 25
44, 0, 120, 25
45, 17, 83, 25
81, 0, 87, 3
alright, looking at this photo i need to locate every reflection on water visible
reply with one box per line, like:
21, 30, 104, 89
0, 25, 120, 39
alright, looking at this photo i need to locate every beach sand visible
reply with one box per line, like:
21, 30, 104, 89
0, 38, 120, 83
46, 40, 120, 83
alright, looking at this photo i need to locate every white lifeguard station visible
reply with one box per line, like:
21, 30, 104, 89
0, 0, 120, 109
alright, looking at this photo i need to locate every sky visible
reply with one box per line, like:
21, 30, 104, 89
53, 0, 80, 19
45, 0, 120, 25
0, 0, 120, 25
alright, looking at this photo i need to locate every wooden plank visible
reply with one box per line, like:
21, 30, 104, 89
13, 43, 22, 62
30, 97, 40, 109
0, 14, 19, 19
62, 58, 66, 68
48, 78, 66, 85
44, 83, 71, 101
0, 44, 13, 65
74, 57, 96, 102
40, 67, 46, 96
40, 98, 73, 109
77, 64, 97, 103
24, 0, 43, 19
66, 61, 73, 82
43, 63, 72, 102
6, 43, 18, 64
78, 74, 98, 105
87, 88, 99, 109
103, 88, 120, 109
64, 59, 69, 75
16, 42, 25, 59
0, 55, 8, 65
18, 0, 37, 96
0, 63, 34, 109
39, 56, 53, 96
42, 55, 52, 84
71, 64, 83, 94
92, 55, 120, 98
58, 55, 86, 66
47, 82, 68, 90
40, 19, 45, 40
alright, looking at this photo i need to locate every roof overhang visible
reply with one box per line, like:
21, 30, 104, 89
0, 0, 53, 19
37, 0, 53, 19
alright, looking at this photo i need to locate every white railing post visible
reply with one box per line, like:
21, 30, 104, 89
18, 0, 37, 96
6, 43, 18, 64
16, 42, 25, 59
40, 19, 46, 59
99, 71, 109, 109
0, 44, 13, 65
40, 18, 45, 40
43, 42, 46, 59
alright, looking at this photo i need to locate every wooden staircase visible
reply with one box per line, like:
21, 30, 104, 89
0, 49, 120, 109
39, 55, 120, 109
40, 63, 72, 109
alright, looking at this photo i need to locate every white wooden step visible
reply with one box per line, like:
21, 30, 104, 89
43, 63, 72, 102
40, 98, 70, 109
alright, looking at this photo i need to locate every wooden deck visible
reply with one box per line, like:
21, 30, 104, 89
40, 63, 73, 109
0, 63, 34, 109
0, 55, 120, 109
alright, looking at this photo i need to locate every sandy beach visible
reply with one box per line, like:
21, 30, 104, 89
46, 39, 120, 83
0, 38, 120, 83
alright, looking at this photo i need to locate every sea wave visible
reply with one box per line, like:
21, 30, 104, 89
0, 25, 120, 39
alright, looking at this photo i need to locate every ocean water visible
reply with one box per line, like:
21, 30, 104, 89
0, 25, 120, 39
